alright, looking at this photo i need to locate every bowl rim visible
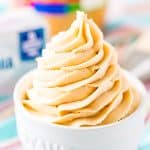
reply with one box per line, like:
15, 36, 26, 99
14, 70, 147, 131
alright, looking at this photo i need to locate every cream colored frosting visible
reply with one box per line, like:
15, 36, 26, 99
23, 11, 140, 127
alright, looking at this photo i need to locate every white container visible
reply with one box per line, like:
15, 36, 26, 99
14, 71, 147, 150
0, 7, 48, 97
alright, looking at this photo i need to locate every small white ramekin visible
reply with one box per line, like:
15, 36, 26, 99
14, 71, 147, 150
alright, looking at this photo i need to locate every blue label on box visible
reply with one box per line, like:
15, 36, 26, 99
19, 28, 45, 61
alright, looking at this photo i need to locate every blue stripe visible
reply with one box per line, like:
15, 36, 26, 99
107, 15, 150, 30
33, 3, 68, 14
0, 96, 11, 104
0, 117, 17, 141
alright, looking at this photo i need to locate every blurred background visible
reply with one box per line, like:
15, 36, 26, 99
0, 0, 149, 149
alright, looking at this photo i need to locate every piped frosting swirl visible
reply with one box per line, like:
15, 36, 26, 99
23, 12, 140, 127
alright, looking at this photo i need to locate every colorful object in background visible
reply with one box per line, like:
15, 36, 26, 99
32, 0, 80, 14
0, 8, 48, 149
0, 8, 48, 100
31, 0, 107, 35
0, 8, 47, 150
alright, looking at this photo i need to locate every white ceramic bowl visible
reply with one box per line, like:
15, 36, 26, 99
14, 71, 147, 150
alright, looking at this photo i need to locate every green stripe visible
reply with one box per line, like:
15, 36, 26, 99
68, 3, 80, 13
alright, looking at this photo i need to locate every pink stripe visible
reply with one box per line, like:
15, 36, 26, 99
106, 26, 140, 39
145, 112, 150, 123
0, 140, 21, 150
144, 81, 150, 91
0, 100, 13, 112
126, 3, 150, 13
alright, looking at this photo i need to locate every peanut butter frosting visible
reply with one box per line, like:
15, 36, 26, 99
23, 11, 140, 127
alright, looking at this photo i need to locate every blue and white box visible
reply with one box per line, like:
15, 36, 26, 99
0, 7, 48, 97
